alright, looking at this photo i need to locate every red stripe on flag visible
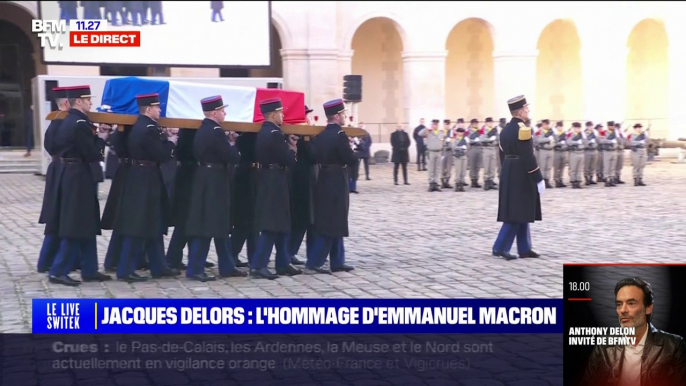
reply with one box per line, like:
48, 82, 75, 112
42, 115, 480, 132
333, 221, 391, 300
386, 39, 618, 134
253, 88, 306, 124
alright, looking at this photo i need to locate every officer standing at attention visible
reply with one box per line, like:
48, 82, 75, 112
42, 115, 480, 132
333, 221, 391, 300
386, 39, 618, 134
467, 119, 483, 188
418, 119, 444, 192
185, 95, 246, 282
615, 122, 627, 184
492, 95, 544, 261
37, 87, 69, 273
114, 93, 180, 283
566, 122, 587, 189
595, 123, 606, 183
440, 119, 454, 189
451, 127, 469, 192
308, 99, 357, 274
251, 98, 301, 279
480, 117, 499, 191
47, 85, 112, 286
534, 119, 555, 189
629, 123, 648, 186
553, 121, 568, 188
601, 121, 619, 187
583, 121, 599, 186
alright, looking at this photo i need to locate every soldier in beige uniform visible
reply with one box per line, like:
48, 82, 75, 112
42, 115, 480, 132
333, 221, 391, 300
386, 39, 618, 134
595, 124, 605, 183
600, 121, 618, 187
451, 127, 469, 192
534, 119, 555, 188
583, 121, 599, 185
553, 121, 568, 188
419, 119, 445, 192
466, 118, 482, 188
440, 119, 454, 189
614, 122, 627, 184
629, 123, 648, 186
479, 117, 499, 190
566, 122, 587, 189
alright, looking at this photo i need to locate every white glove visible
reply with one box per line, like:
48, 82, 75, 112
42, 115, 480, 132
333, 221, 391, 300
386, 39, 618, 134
473, 137, 480, 142
537, 180, 546, 195
489, 136, 496, 141
612, 139, 617, 144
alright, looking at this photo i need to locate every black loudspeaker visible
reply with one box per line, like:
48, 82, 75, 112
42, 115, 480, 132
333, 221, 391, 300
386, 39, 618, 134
45, 80, 58, 111
343, 75, 362, 102
267, 82, 282, 89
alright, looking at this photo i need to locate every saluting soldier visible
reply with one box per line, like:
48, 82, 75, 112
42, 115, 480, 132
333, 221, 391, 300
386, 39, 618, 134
595, 124, 606, 183
583, 121, 599, 185
534, 119, 555, 189
37, 87, 69, 273
451, 127, 469, 192
566, 122, 587, 189
467, 118, 483, 188
601, 121, 619, 187
251, 98, 300, 279
185, 95, 246, 282
615, 122, 627, 184
480, 117, 499, 191
629, 123, 648, 186
114, 93, 180, 283
47, 85, 112, 286
553, 121, 568, 188
102, 123, 131, 272
440, 119, 454, 189
308, 99, 357, 274
418, 119, 444, 192
492, 95, 543, 261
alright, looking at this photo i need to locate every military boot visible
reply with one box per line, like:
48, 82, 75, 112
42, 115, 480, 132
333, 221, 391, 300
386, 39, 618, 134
457, 183, 465, 192
638, 178, 646, 186
472, 179, 482, 188
634, 178, 639, 186
589, 176, 597, 185
545, 179, 553, 189
584, 176, 591, 186
597, 174, 605, 183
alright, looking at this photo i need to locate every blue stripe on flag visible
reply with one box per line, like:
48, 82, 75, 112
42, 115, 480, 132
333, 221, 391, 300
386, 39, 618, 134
101, 76, 170, 117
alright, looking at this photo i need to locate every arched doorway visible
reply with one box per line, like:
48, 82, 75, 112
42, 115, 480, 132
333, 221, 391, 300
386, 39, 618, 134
445, 18, 495, 121
0, 17, 36, 148
351, 17, 404, 142
536, 20, 582, 123
626, 19, 668, 138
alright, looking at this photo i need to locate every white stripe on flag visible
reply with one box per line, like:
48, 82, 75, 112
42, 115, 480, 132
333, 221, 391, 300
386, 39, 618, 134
166, 80, 257, 122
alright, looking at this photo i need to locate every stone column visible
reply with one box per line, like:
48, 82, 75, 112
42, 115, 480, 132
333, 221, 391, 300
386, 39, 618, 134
492, 50, 538, 119
667, 24, 686, 140
402, 51, 448, 127
307, 49, 340, 117
280, 48, 309, 97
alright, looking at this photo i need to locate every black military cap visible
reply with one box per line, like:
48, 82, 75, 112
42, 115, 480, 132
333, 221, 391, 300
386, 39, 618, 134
457, 118, 465, 124
65, 85, 95, 99
201, 95, 228, 111
52, 87, 67, 100
616, 122, 622, 128
485, 117, 493, 123
572, 122, 581, 128
536, 123, 542, 128
136, 93, 160, 107
507, 95, 528, 112
323, 98, 346, 116
470, 118, 478, 124
556, 121, 564, 127
607, 121, 615, 126
259, 97, 283, 115
585, 121, 593, 127
443, 119, 451, 124
499, 118, 507, 124
541, 119, 550, 124
456, 127, 466, 133
634, 123, 643, 128
431, 119, 440, 124
305, 105, 313, 114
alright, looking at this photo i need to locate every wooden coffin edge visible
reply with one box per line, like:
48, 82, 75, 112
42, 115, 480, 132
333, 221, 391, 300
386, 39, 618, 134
45, 111, 369, 137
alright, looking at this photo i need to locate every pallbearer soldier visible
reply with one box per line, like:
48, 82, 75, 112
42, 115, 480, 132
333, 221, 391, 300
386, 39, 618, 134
492, 95, 543, 261
231, 130, 258, 268
480, 117, 499, 191
38, 87, 69, 273
566, 122, 587, 189
440, 119, 454, 189
553, 121, 568, 188
601, 121, 619, 187
595, 124, 605, 182
47, 85, 112, 286
451, 127, 469, 192
534, 119, 555, 189
251, 98, 301, 279
308, 99, 356, 274
419, 119, 444, 192
583, 121, 599, 185
467, 118, 483, 188
185, 95, 246, 282
629, 123, 648, 186
615, 122, 626, 184
114, 93, 180, 283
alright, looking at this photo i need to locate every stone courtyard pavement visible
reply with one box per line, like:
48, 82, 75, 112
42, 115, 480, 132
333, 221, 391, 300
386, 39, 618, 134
1, 160, 685, 333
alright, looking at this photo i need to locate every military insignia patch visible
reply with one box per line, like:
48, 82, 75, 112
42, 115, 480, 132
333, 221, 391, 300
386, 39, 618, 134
518, 123, 531, 141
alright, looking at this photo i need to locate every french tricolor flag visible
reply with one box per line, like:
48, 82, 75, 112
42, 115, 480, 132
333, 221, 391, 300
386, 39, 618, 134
101, 76, 306, 124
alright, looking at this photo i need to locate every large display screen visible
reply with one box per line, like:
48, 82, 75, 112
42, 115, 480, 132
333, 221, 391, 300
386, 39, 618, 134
38, 1, 271, 67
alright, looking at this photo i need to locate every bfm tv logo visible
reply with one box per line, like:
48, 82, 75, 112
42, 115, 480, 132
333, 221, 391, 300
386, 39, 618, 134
32, 20, 141, 49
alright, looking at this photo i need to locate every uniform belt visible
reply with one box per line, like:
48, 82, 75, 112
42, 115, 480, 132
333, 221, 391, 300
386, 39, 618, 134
131, 159, 158, 167
200, 163, 228, 169
177, 161, 197, 167
259, 163, 287, 170
427, 149, 441, 152
60, 157, 84, 164
238, 162, 259, 169
319, 164, 347, 170
505, 155, 519, 159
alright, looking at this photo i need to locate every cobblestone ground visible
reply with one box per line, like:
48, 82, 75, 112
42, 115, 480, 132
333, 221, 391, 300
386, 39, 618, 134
0, 160, 684, 333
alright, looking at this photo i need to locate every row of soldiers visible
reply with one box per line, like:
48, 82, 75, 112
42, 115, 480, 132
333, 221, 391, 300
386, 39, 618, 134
37, 85, 357, 286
